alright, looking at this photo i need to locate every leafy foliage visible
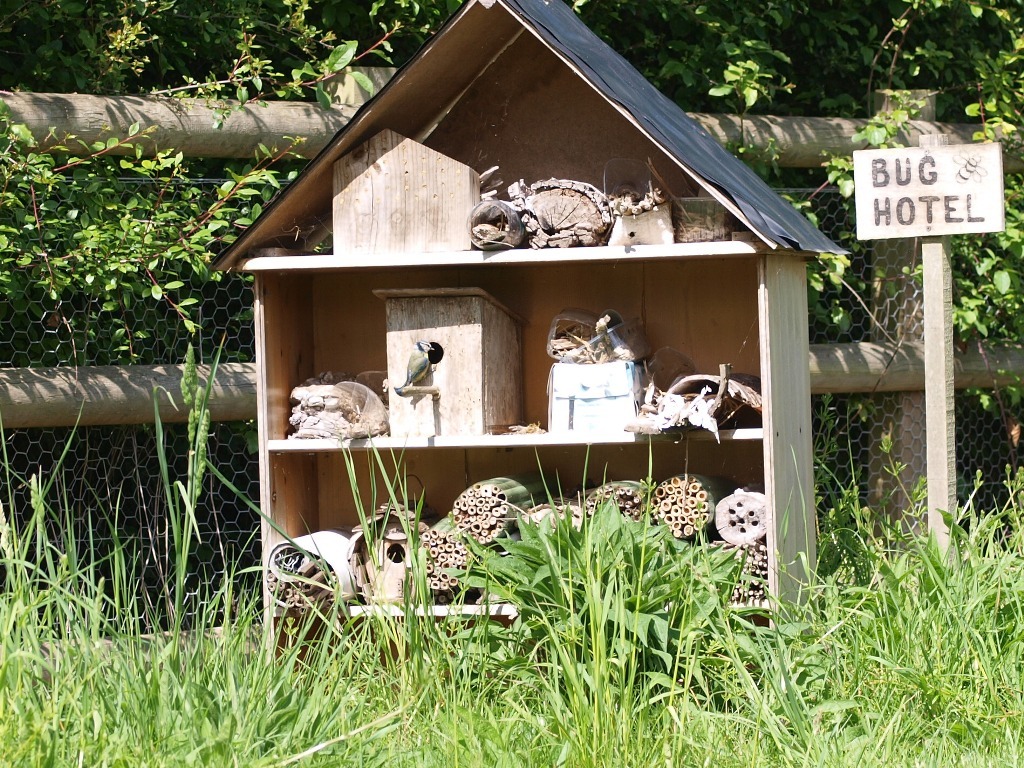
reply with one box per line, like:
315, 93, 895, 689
463, 501, 744, 691
0, 104, 290, 363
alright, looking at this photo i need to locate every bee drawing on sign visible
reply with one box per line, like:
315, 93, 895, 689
956, 152, 988, 184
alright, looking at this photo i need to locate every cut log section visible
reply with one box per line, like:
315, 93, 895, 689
652, 474, 732, 540
714, 490, 768, 547
509, 178, 612, 249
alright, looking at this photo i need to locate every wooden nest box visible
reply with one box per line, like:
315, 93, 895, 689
375, 287, 523, 438
333, 129, 480, 255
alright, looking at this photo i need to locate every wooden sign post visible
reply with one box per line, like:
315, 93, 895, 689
854, 138, 1004, 548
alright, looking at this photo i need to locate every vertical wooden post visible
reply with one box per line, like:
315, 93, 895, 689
919, 133, 954, 549
867, 92, 935, 528
759, 255, 816, 605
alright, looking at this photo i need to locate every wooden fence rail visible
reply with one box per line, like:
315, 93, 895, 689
3, 90, 1017, 171
1, 344, 1021, 429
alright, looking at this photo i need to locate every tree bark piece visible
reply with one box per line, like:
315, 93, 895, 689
522, 497, 586, 529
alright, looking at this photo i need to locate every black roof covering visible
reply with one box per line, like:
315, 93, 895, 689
500, 0, 843, 254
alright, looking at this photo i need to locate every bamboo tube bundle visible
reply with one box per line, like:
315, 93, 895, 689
421, 519, 471, 601
521, 497, 586, 530
652, 474, 732, 539
722, 537, 769, 606
714, 489, 768, 547
586, 480, 648, 521
452, 475, 545, 544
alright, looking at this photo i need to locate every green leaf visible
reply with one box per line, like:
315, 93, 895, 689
315, 84, 332, 110
150, 284, 163, 300
349, 71, 374, 95
325, 41, 358, 73
994, 269, 1011, 294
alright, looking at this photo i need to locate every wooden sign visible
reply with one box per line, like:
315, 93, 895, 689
854, 142, 1004, 240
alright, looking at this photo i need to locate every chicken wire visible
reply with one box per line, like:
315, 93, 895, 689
0, 182, 1017, 619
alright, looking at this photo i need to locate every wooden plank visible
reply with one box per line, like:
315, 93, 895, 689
240, 240, 763, 271
922, 236, 955, 548
267, 428, 765, 451
758, 255, 815, 605
332, 130, 479, 255
854, 143, 1004, 240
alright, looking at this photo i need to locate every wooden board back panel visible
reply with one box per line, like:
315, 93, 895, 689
425, 30, 696, 200
332, 129, 480, 255
303, 257, 759, 431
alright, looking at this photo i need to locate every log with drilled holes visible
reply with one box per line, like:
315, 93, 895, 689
714, 489, 768, 547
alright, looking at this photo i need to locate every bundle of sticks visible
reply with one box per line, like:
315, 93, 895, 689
650, 474, 732, 540
266, 562, 334, 617
421, 522, 471, 601
586, 480, 648, 521
722, 537, 769, 606
452, 475, 544, 544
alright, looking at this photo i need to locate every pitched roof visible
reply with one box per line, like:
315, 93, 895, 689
214, 0, 843, 269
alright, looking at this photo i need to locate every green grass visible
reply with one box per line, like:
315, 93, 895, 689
3, 371, 1024, 765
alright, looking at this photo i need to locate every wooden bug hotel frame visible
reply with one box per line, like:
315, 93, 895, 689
213, 0, 845, 613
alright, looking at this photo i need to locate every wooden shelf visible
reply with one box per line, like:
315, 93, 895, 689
267, 428, 763, 453
241, 240, 764, 272
347, 602, 518, 620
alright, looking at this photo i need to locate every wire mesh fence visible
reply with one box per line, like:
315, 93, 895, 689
0, 180, 1018, 618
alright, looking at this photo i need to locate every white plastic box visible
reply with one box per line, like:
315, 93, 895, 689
547, 361, 642, 433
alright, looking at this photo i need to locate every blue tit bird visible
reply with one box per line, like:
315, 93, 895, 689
394, 341, 444, 396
